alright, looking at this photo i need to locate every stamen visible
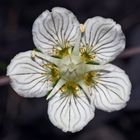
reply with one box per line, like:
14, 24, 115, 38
80, 47, 95, 62
42, 63, 60, 83
32, 50, 62, 66
31, 50, 36, 60
61, 81, 79, 96
83, 71, 97, 86
80, 24, 85, 33
52, 42, 71, 58
57, 47, 69, 57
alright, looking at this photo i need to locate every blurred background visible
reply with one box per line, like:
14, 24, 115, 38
0, 0, 140, 140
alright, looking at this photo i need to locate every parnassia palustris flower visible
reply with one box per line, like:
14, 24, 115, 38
7, 7, 131, 132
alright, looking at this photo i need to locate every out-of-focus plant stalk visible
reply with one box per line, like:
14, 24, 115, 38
0, 76, 9, 86
119, 47, 140, 58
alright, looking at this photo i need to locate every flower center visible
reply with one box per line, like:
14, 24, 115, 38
56, 53, 97, 95
33, 45, 98, 95
60, 54, 86, 82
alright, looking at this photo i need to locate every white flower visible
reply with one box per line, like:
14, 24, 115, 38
7, 7, 131, 132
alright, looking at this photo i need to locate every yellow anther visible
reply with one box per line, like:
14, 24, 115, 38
31, 50, 36, 59
83, 71, 97, 86
80, 47, 86, 53
41, 63, 60, 83
61, 81, 79, 95
80, 24, 85, 33
51, 41, 72, 58
80, 47, 96, 62
42, 63, 53, 69
81, 51, 94, 62
53, 46, 70, 58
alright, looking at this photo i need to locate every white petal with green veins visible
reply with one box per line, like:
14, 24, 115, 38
48, 88, 95, 132
92, 64, 131, 112
7, 51, 53, 97
32, 7, 80, 57
81, 17, 125, 64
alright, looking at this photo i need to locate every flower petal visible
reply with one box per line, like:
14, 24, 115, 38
32, 7, 80, 56
81, 17, 125, 64
91, 64, 131, 112
48, 89, 95, 132
7, 51, 53, 97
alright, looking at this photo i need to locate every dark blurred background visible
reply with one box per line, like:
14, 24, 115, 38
0, 0, 140, 140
